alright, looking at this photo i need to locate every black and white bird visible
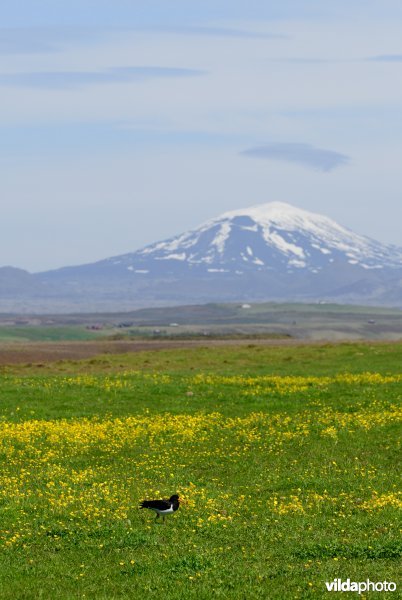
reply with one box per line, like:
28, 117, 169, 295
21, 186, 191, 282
139, 494, 181, 522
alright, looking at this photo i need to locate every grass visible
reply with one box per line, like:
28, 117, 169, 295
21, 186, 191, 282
2, 300, 402, 342
0, 342, 400, 598
0, 326, 103, 343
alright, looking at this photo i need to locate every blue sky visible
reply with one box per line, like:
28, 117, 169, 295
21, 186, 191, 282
1, 1, 402, 271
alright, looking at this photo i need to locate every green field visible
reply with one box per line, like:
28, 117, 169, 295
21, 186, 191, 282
0, 326, 104, 343
2, 301, 402, 342
0, 342, 401, 598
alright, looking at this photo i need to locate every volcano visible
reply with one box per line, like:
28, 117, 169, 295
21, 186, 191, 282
3, 202, 402, 312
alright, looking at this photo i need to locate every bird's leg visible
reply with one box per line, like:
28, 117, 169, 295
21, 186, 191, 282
155, 513, 159, 522
163, 515, 165, 524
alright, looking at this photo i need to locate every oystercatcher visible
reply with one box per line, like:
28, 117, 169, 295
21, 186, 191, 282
139, 494, 181, 522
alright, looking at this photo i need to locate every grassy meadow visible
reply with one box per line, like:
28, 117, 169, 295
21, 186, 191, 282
2, 301, 402, 342
0, 326, 104, 343
0, 342, 401, 598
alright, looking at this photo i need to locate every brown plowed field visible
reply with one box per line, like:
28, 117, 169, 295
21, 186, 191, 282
0, 338, 323, 366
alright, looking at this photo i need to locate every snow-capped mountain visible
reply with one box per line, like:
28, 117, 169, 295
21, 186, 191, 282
100, 202, 402, 275
3, 202, 402, 312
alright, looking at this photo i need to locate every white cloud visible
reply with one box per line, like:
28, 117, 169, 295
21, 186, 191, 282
0, 65, 204, 89
241, 143, 350, 171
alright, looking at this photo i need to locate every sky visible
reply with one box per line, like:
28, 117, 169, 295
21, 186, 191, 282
1, 1, 402, 272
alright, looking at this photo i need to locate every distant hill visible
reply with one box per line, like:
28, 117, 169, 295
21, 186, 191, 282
2, 202, 402, 313
0, 266, 46, 295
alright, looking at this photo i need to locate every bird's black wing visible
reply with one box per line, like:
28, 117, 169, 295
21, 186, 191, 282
139, 499, 171, 510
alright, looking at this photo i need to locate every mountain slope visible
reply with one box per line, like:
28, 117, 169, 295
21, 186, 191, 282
3, 202, 402, 312
104, 202, 402, 274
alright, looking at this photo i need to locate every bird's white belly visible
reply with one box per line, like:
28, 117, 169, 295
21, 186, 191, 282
153, 506, 174, 515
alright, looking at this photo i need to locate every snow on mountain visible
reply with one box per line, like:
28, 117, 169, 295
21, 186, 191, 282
104, 202, 402, 274
5, 202, 402, 312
